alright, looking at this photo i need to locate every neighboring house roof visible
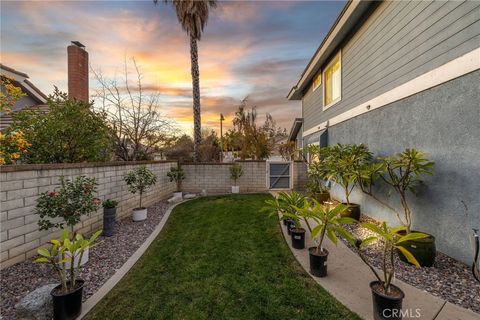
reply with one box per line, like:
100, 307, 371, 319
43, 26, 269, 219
288, 118, 303, 142
1, 64, 48, 105
287, 0, 374, 100
1, 64, 48, 131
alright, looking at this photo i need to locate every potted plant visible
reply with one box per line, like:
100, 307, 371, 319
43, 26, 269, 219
347, 222, 427, 320
295, 200, 354, 277
102, 199, 118, 237
124, 165, 157, 221
35, 229, 101, 320
36, 176, 100, 267
277, 192, 308, 249
377, 149, 435, 267
304, 144, 330, 203
229, 163, 243, 194
167, 166, 185, 198
322, 144, 371, 220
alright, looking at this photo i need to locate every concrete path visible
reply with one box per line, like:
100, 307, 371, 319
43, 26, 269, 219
277, 208, 479, 320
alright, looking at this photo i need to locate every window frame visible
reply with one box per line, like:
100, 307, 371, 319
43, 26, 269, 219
312, 72, 322, 91
322, 50, 342, 110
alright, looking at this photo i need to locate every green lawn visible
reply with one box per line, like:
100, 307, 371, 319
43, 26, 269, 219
85, 194, 360, 320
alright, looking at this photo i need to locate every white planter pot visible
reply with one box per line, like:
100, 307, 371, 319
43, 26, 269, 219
232, 186, 240, 194
173, 192, 183, 199
62, 247, 89, 269
132, 208, 147, 221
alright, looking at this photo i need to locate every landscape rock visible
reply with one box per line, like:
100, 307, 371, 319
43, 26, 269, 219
15, 284, 57, 320
184, 194, 197, 199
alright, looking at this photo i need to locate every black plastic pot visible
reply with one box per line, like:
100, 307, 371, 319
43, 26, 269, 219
397, 231, 436, 267
370, 281, 405, 320
103, 207, 117, 237
309, 247, 328, 277
291, 228, 305, 249
51, 280, 84, 320
282, 218, 288, 226
314, 192, 330, 204
286, 219, 295, 235
342, 203, 361, 221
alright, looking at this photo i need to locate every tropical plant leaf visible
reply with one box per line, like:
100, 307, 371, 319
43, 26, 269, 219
396, 232, 429, 244
395, 245, 421, 267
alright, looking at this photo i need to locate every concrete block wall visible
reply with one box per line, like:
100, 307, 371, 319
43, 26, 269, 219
0, 161, 177, 269
181, 161, 267, 194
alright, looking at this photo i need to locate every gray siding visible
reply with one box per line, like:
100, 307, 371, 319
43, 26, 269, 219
303, 0, 480, 132
328, 70, 480, 264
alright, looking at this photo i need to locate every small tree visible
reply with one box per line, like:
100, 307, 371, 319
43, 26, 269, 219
229, 163, 243, 185
1, 76, 25, 113
322, 144, 372, 205
124, 166, 157, 209
10, 89, 112, 163
36, 176, 100, 233
167, 166, 186, 192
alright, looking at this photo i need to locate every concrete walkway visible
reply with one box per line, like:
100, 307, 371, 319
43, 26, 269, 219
277, 209, 479, 320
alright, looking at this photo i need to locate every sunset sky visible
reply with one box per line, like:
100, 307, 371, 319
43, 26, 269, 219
1, 0, 345, 135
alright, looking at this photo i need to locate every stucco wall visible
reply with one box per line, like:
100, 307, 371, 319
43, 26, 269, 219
0, 161, 177, 269
327, 70, 480, 264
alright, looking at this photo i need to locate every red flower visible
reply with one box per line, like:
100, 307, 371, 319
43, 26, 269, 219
49, 192, 56, 197
92, 198, 101, 206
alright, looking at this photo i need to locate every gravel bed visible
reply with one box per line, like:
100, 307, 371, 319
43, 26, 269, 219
0, 201, 170, 320
341, 215, 480, 314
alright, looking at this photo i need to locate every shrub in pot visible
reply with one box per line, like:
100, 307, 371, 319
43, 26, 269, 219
35, 229, 101, 320
359, 149, 435, 267
304, 144, 330, 203
102, 199, 118, 237
124, 166, 157, 221
36, 176, 100, 267
346, 222, 427, 320
229, 163, 243, 194
295, 200, 354, 277
322, 144, 371, 220
167, 166, 185, 198
262, 192, 307, 245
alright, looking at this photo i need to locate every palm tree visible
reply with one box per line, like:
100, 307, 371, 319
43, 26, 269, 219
156, 0, 217, 162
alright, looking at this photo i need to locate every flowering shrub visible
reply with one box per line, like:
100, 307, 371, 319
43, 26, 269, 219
0, 76, 25, 113
0, 130, 31, 165
36, 176, 100, 231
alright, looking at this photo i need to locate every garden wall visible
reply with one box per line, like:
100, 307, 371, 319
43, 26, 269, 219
0, 161, 177, 269
181, 161, 267, 194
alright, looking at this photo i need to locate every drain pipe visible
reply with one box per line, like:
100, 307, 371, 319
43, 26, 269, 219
473, 228, 480, 282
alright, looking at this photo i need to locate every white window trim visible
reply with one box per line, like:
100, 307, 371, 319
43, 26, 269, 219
313, 72, 322, 91
323, 50, 342, 110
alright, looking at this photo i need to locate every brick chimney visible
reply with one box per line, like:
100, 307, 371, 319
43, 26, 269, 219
67, 41, 88, 102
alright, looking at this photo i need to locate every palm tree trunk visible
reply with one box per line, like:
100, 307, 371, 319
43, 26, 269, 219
190, 34, 201, 162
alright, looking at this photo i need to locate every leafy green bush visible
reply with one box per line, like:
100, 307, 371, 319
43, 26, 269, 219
167, 166, 185, 192
125, 166, 157, 208
9, 89, 112, 163
229, 163, 243, 184
36, 176, 100, 232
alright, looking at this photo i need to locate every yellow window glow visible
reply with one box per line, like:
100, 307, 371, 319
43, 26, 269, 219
324, 53, 341, 107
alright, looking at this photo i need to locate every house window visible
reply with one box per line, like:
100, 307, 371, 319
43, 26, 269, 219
313, 73, 321, 91
323, 51, 341, 108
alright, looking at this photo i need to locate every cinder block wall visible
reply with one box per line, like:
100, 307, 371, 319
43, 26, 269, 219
0, 161, 177, 269
181, 161, 268, 194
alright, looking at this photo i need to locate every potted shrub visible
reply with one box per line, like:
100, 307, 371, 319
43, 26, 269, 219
304, 144, 330, 203
347, 222, 427, 320
124, 165, 157, 222
35, 229, 101, 320
322, 144, 371, 220
229, 163, 243, 194
102, 199, 118, 237
36, 176, 100, 267
378, 149, 435, 267
167, 166, 185, 198
262, 192, 307, 246
295, 200, 354, 277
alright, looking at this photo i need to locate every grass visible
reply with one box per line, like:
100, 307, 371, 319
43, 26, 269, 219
85, 194, 360, 320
